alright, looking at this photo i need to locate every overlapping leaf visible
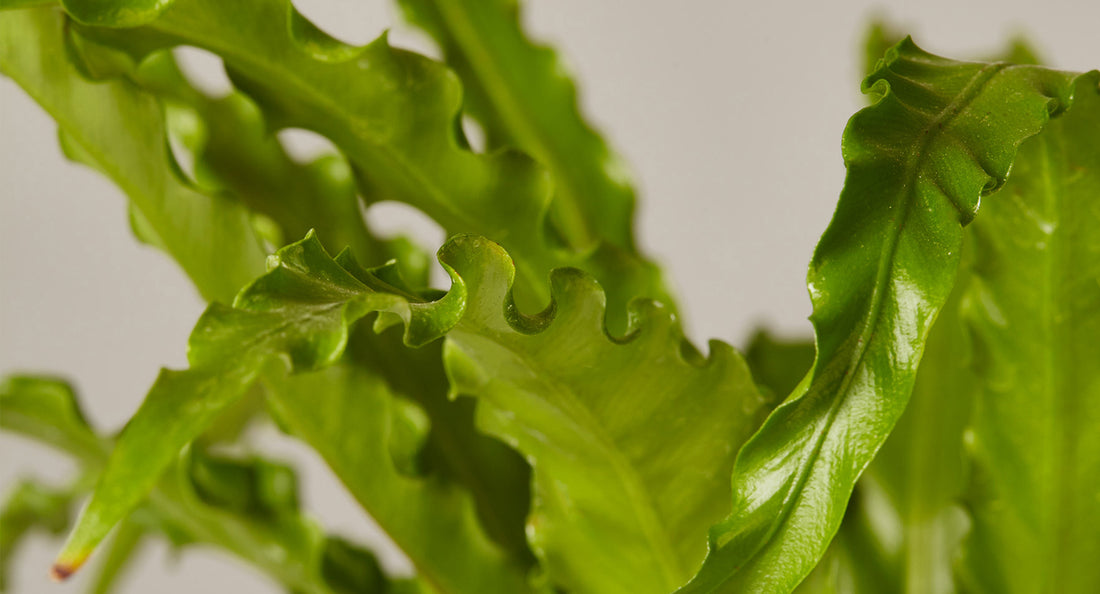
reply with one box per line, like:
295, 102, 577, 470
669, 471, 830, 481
396, 0, 640, 253
678, 39, 1091, 593
0, 6, 265, 303
0, 376, 403, 594
437, 243, 772, 593
49, 234, 534, 592
957, 73, 1100, 594
50, 228, 774, 594
53, 0, 670, 331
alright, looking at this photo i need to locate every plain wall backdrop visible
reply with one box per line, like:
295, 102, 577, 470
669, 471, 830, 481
2, 0, 1098, 591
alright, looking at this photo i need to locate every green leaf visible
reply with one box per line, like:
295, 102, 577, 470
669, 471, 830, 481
116, 48, 393, 271
396, 0, 641, 254
957, 73, 1100, 594
1, 375, 396, 594
60, 0, 669, 331
86, 518, 146, 594
860, 19, 903, 80
0, 480, 79, 592
345, 326, 534, 567
793, 480, 898, 594
847, 33, 1055, 594
0, 376, 104, 465
438, 243, 772, 594
859, 259, 975, 594
743, 330, 816, 399
0, 6, 266, 303
265, 362, 536, 594
678, 39, 1088, 593
53, 234, 531, 592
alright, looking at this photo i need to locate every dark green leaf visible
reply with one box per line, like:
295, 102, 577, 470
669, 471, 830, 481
679, 39, 1088, 593
743, 330, 815, 398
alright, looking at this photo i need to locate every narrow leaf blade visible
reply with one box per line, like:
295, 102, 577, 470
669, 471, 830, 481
679, 39, 1086, 593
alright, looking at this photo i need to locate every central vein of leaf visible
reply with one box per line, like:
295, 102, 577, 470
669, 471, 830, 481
457, 327, 685, 589
749, 60, 1010, 571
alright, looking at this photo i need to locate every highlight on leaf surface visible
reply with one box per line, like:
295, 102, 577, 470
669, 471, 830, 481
3, 2, 1100, 593
45, 228, 773, 593
678, 39, 1095, 593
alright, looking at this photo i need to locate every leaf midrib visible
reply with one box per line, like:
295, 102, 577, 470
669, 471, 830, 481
429, 0, 594, 249
452, 325, 685, 590
1035, 130, 1071, 594
740, 60, 1010, 579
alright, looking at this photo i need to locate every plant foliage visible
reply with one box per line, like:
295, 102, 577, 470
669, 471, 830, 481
1, 2, 1097, 593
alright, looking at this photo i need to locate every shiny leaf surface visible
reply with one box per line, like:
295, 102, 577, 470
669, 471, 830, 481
679, 40, 1089, 593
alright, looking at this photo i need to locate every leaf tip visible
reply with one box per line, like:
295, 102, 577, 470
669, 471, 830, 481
49, 555, 85, 582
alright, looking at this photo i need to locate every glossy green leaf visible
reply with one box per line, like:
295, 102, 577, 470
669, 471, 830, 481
59, 0, 669, 331
840, 34, 1048, 594
958, 73, 1100, 594
0, 6, 266, 303
396, 0, 640, 253
679, 39, 1089, 593
792, 479, 898, 594
856, 261, 975, 594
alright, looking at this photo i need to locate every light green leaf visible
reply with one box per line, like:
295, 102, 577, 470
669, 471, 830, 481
0, 6, 266, 303
52, 234, 532, 592
345, 325, 534, 567
60, 0, 669, 331
265, 362, 536, 594
958, 73, 1100, 594
438, 242, 772, 594
0, 375, 403, 594
87, 518, 146, 594
0, 479, 79, 592
0, 376, 105, 465
117, 49, 392, 271
678, 39, 1089, 593
396, 0, 642, 254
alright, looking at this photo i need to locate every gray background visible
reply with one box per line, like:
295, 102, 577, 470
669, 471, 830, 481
2, 0, 1098, 591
